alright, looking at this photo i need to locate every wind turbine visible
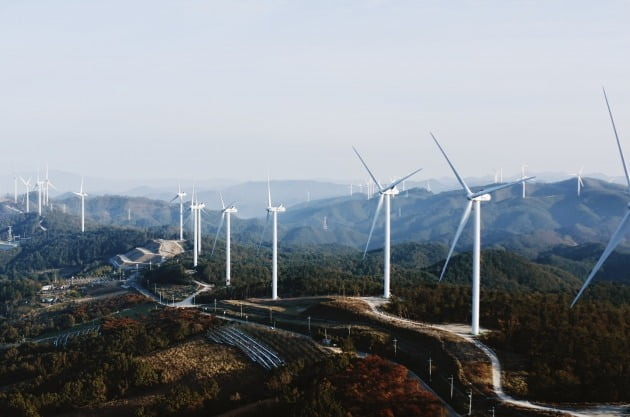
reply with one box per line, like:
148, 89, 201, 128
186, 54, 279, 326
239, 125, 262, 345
170, 185, 187, 241
36, 171, 45, 216
259, 178, 286, 300
573, 167, 585, 197
353, 146, 423, 299
13, 173, 18, 204
189, 188, 200, 267
20, 177, 32, 213
73, 179, 88, 233
521, 165, 528, 198
211, 193, 238, 286
432, 133, 533, 335
44, 165, 56, 207
571, 89, 630, 307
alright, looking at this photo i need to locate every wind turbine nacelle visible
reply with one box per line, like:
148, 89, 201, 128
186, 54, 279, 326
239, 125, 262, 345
473, 194, 491, 202
278, 205, 286, 212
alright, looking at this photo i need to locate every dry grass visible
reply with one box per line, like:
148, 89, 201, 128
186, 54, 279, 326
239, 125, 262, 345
139, 339, 249, 382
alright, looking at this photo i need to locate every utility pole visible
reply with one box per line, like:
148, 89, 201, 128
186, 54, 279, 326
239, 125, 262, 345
468, 389, 473, 416
393, 338, 398, 358
214, 298, 217, 313
347, 325, 351, 336
172, 295, 175, 307
448, 375, 454, 399
428, 357, 432, 382
488, 406, 495, 417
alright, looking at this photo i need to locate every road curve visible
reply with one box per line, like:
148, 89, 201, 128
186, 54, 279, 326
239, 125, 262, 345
359, 297, 630, 417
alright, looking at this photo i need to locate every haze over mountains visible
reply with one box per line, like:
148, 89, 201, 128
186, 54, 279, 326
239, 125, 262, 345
5, 176, 625, 259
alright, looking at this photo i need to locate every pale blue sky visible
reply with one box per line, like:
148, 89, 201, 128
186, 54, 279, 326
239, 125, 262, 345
1, 1, 630, 185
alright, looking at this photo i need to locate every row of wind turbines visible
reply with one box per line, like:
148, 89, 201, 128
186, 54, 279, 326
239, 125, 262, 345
12, 167, 89, 233
165, 89, 621, 338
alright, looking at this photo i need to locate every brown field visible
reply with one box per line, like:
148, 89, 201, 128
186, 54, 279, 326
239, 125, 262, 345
139, 338, 250, 382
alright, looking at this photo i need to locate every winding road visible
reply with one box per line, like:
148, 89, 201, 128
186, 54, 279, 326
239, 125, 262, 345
360, 297, 629, 417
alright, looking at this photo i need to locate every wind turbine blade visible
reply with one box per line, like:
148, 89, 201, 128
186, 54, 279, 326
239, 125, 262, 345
257, 212, 271, 252
352, 146, 383, 191
439, 201, 473, 281
385, 167, 423, 191
430, 132, 471, 195
169, 195, 178, 203
571, 210, 630, 307
219, 192, 226, 210
469, 176, 535, 199
211, 213, 225, 256
363, 194, 385, 258
267, 177, 272, 207
602, 87, 630, 192
579, 177, 584, 187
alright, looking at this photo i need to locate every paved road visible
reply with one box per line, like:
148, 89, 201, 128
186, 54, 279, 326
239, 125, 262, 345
361, 297, 629, 417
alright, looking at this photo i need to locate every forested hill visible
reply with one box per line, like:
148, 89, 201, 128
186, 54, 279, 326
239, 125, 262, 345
0, 213, 153, 279
38, 177, 630, 257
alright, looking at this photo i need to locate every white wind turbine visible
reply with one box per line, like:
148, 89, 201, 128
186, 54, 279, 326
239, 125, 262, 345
170, 185, 187, 241
573, 167, 585, 197
20, 177, 32, 213
493, 168, 503, 184
73, 179, 88, 233
259, 178, 286, 300
190, 188, 200, 267
571, 88, 630, 307
44, 165, 56, 207
521, 165, 528, 198
13, 173, 18, 204
353, 146, 423, 299
36, 178, 45, 216
211, 193, 238, 287
35, 170, 45, 216
432, 133, 534, 335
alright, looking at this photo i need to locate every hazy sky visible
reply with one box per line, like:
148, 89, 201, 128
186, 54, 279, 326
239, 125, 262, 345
2, 1, 630, 186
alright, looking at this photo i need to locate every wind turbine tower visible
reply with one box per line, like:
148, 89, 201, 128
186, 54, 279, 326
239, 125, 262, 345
211, 193, 238, 286
261, 178, 286, 300
44, 165, 56, 207
574, 167, 585, 197
521, 165, 528, 198
432, 133, 533, 335
73, 179, 88, 233
36, 175, 45, 216
190, 192, 199, 267
20, 177, 31, 213
170, 186, 187, 241
353, 147, 422, 299
572, 89, 630, 306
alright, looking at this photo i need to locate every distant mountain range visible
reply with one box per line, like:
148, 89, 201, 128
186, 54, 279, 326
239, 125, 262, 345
2, 177, 630, 261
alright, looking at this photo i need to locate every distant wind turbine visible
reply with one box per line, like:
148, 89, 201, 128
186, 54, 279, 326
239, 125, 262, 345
259, 177, 286, 300
44, 165, 56, 207
353, 146, 422, 299
573, 167, 585, 197
190, 188, 199, 267
73, 179, 88, 233
432, 133, 534, 335
13, 173, 18, 204
170, 185, 187, 241
211, 193, 237, 287
572, 88, 630, 307
521, 165, 528, 198
20, 177, 32, 213
36, 177, 45, 216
